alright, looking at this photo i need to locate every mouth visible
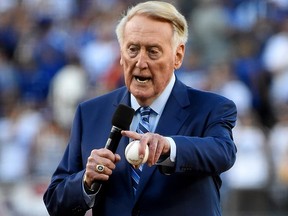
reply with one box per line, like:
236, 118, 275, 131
135, 76, 151, 84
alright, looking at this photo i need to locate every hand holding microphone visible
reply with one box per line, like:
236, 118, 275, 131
83, 104, 135, 193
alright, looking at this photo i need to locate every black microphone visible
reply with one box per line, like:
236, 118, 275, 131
90, 104, 135, 191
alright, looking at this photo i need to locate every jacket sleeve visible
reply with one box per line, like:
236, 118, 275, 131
171, 98, 237, 176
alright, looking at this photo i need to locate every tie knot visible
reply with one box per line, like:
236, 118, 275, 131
140, 106, 151, 115
139, 107, 151, 122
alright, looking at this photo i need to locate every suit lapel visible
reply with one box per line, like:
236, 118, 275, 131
112, 87, 131, 107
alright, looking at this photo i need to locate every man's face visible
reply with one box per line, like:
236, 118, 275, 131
120, 15, 184, 106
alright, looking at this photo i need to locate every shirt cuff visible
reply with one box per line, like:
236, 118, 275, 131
166, 137, 176, 162
82, 179, 101, 208
155, 137, 176, 166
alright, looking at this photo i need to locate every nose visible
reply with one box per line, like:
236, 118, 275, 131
135, 50, 148, 69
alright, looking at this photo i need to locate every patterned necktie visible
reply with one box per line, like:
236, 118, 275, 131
131, 106, 151, 195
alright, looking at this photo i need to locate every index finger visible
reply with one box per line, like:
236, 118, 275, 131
121, 130, 141, 140
91, 148, 116, 162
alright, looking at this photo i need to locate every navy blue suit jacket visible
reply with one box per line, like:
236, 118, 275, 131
43, 79, 237, 216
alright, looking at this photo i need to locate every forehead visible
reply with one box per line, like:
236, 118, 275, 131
123, 15, 173, 45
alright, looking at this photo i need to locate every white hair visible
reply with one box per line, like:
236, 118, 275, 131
115, 1, 188, 50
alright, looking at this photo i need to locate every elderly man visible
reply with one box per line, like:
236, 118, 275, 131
44, 1, 237, 215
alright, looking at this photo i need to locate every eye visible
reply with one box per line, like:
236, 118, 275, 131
127, 45, 139, 57
148, 47, 161, 59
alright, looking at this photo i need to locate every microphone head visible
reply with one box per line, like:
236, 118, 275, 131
112, 104, 135, 130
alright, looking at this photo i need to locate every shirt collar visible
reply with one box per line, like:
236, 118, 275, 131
131, 73, 175, 115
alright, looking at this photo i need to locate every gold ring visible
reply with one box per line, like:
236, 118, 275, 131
96, 164, 105, 173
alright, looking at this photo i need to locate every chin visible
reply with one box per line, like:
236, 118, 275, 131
133, 92, 148, 100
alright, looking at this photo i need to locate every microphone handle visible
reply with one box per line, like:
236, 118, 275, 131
90, 181, 102, 192
91, 126, 122, 191
104, 126, 122, 153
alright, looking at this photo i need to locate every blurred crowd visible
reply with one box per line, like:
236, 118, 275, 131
0, 0, 287, 215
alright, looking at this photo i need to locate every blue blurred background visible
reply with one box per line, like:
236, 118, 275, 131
0, 0, 287, 215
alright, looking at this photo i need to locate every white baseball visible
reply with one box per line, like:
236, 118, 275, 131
125, 140, 149, 166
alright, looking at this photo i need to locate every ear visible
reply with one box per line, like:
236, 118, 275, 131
174, 44, 185, 70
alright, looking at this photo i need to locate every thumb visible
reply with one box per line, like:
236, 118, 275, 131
114, 154, 121, 163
